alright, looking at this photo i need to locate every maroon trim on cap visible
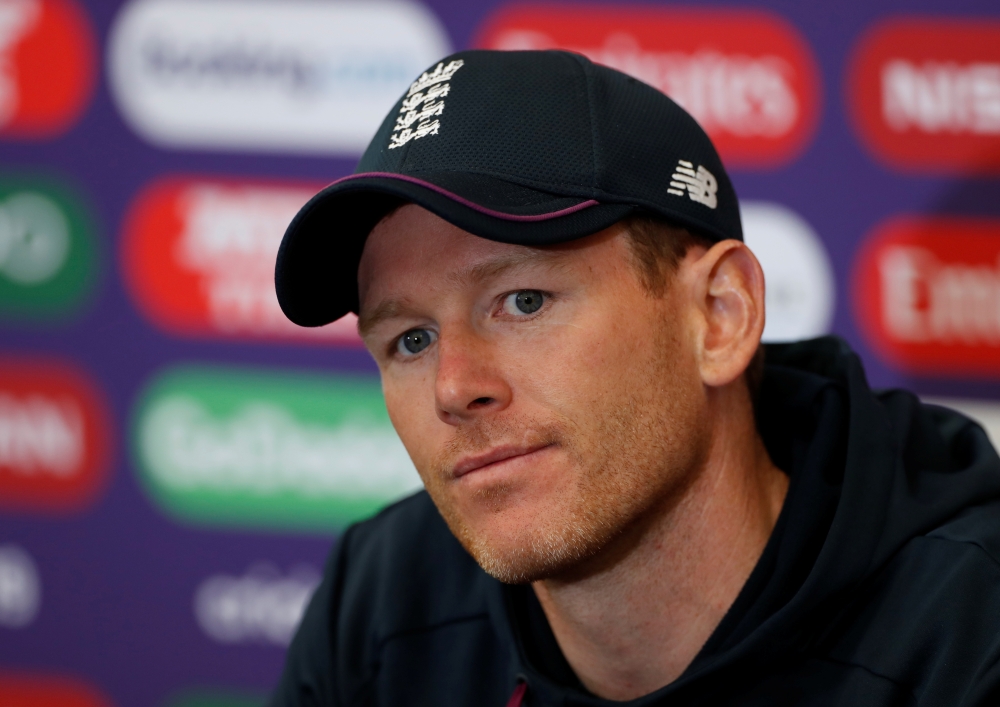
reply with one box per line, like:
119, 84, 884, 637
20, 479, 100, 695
328, 172, 599, 222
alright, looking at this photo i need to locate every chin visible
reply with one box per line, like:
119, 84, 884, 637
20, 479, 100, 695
451, 504, 609, 584
423, 447, 641, 583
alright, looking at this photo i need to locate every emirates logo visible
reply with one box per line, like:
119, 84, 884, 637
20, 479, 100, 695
389, 59, 464, 149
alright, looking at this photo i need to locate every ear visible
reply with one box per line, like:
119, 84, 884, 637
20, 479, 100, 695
683, 240, 765, 388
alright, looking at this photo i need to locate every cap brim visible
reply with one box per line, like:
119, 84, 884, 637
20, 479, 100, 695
275, 171, 635, 327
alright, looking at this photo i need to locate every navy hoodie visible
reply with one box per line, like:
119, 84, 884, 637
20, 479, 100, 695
271, 337, 1000, 706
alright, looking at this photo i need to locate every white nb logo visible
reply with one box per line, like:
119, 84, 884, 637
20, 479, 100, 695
668, 160, 718, 209
389, 59, 464, 150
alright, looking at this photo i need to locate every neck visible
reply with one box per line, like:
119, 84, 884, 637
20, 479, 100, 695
531, 384, 788, 701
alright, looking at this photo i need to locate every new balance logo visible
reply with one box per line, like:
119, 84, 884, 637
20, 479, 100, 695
668, 160, 718, 209
389, 60, 464, 150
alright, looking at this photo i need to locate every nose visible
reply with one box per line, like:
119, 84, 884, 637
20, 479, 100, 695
435, 328, 512, 425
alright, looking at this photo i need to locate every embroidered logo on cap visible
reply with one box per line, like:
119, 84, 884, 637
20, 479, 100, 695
389, 59, 464, 149
668, 160, 718, 209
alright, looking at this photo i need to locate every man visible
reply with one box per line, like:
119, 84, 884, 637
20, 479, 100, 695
271, 51, 1000, 706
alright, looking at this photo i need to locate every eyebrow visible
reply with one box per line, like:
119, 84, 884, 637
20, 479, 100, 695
357, 297, 417, 338
357, 250, 562, 338
445, 251, 557, 287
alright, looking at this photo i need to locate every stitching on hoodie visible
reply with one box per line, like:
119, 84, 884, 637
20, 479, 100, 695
377, 611, 492, 651
920, 534, 1000, 573
347, 614, 494, 706
816, 656, 917, 702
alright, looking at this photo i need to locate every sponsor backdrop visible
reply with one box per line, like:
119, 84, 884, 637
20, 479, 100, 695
1, 0, 999, 704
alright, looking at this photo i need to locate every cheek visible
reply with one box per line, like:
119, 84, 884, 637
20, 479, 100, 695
507, 294, 660, 413
382, 369, 441, 472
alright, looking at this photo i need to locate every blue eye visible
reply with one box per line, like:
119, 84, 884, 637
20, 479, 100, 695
503, 290, 545, 315
397, 328, 436, 356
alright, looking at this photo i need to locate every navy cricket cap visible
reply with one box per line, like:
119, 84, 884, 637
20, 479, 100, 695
276, 49, 742, 327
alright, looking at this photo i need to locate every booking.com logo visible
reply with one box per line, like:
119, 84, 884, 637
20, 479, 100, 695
107, 0, 451, 155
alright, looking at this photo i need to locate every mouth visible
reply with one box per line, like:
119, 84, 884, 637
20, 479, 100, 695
452, 443, 554, 479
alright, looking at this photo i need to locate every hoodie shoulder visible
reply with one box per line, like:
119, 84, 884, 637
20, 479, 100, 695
823, 511, 1000, 707
340, 490, 496, 635
272, 491, 511, 707
819, 392, 1000, 706
927, 498, 1000, 569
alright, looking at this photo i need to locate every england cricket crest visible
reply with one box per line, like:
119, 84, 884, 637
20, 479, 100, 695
388, 60, 465, 150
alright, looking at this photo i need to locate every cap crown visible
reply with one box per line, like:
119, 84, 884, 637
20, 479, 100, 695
358, 49, 742, 242
274, 49, 745, 329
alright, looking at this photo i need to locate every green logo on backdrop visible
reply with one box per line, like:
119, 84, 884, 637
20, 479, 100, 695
133, 366, 423, 532
0, 176, 98, 318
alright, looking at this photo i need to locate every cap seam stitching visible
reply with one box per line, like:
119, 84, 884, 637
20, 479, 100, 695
585, 59, 600, 191
562, 52, 601, 191
345, 170, 601, 201
327, 175, 730, 241
337, 172, 725, 233
402, 167, 599, 198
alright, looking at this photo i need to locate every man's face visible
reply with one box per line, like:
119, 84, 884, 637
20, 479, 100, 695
358, 205, 711, 583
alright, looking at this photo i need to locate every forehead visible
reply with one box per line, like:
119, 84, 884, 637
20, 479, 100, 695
355, 204, 631, 333
360, 204, 520, 280
358, 204, 590, 297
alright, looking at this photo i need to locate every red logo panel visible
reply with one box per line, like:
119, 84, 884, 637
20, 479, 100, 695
121, 177, 361, 344
0, 359, 110, 511
0, 673, 114, 707
848, 18, 1000, 172
854, 218, 1000, 377
475, 4, 821, 168
0, 0, 96, 138
0, 358, 111, 512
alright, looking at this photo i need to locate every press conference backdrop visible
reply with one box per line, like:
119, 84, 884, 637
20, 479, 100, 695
1, 0, 999, 704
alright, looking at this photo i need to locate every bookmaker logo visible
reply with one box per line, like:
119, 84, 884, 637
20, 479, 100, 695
122, 177, 359, 344
0, 359, 112, 512
476, 5, 821, 167
108, 0, 451, 154
132, 366, 423, 532
848, 19, 1000, 172
194, 562, 320, 647
0, 177, 99, 319
0, 0, 96, 137
854, 217, 1000, 376
0, 673, 113, 707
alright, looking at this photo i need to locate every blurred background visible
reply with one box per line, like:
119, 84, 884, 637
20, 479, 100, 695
1, 0, 999, 704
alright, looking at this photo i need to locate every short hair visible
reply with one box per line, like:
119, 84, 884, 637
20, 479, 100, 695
622, 212, 714, 295
622, 212, 765, 400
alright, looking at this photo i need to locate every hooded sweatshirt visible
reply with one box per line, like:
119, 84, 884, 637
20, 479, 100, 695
270, 337, 1000, 706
